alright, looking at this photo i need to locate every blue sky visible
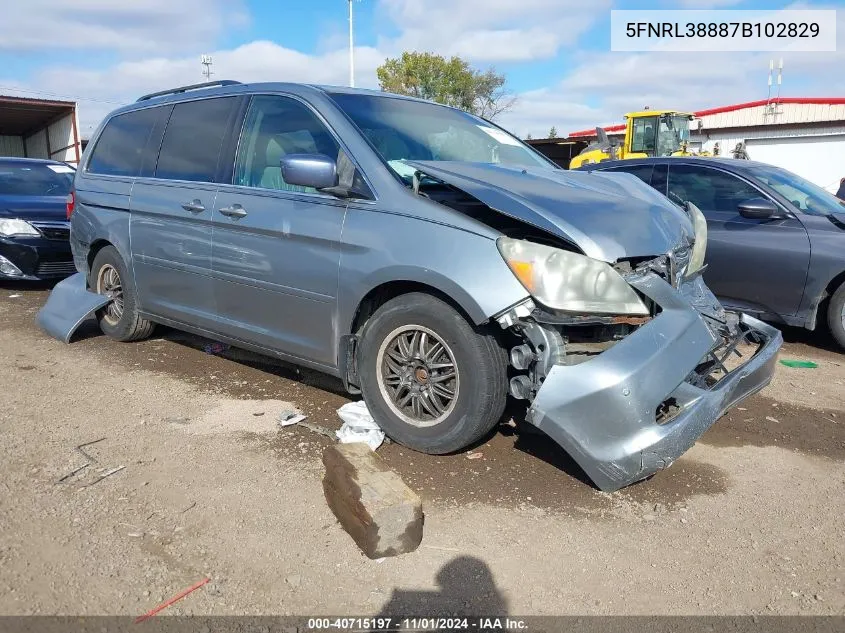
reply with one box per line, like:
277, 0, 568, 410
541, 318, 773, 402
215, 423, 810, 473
1, 0, 842, 138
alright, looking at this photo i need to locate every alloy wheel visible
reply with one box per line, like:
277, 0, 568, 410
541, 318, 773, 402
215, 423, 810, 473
376, 325, 460, 428
96, 264, 124, 326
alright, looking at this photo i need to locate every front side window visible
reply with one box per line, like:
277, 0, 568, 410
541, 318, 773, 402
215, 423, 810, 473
155, 97, 237, 183
234, 95, 341, 193
668, 164, 762, 213
87, 107, 159, 177
328, 93, 553, 183
0, 162, 74, 196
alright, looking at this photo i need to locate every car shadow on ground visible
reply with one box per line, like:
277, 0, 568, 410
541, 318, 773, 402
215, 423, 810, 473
373, 556, 507, 621
498, 401, 596, 488
161, 325, 352, 399
778, 322, 843, 356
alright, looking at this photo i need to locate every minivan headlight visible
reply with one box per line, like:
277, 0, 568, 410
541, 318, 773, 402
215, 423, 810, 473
685, 202, 707, 275
0, 218, 40, 237
497, 237, 649, 315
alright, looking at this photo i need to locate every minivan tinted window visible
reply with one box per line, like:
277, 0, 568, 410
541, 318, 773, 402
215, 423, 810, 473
155, 97, 237, 183
87, 107, 159, 177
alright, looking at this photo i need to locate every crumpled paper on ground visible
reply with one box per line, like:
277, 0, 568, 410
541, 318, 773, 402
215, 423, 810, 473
336, 401, 385, 451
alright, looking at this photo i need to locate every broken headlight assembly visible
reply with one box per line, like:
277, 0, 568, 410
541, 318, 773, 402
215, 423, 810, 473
0, 218, 40, 238
497, 237, 649, 315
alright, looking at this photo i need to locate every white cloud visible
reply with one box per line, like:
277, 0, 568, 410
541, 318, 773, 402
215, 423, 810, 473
497, 89, 612, 140
377, 0, 611, 62
4, 41, 384, 133
4, 0, 843, 141
0, 0, 249, 53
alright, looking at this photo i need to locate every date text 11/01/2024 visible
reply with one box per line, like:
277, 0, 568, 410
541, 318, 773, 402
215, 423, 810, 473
306, 617, 528, 631
625, 21, 820, 38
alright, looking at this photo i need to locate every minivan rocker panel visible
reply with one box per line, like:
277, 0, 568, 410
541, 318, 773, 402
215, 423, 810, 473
38, 81, 781, 492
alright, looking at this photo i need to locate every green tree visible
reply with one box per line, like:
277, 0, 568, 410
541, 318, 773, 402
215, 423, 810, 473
376, 51, 516, 120
548, 126, 558, 139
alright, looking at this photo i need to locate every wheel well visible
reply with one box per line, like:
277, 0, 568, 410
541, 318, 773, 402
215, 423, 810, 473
824, 270, 845, 298
808, 270, 845, 330
87, 239, 114, 275
350, 281, 478, 335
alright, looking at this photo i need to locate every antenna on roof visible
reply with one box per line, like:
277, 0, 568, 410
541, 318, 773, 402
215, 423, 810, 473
765, 58, 783, 122
201, 55, 214, 81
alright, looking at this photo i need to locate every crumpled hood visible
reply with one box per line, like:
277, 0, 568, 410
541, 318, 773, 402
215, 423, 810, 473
405, 161, 693, 262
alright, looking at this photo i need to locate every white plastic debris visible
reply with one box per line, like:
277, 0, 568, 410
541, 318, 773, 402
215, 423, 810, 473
278, 413, 307, 427
277, 404, 306, 427
336, 401, 385, 451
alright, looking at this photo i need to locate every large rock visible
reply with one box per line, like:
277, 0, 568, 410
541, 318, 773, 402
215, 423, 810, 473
322, 443, 424, 559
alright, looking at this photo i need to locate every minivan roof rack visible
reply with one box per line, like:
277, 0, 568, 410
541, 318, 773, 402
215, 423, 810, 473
136, 80, 242, 102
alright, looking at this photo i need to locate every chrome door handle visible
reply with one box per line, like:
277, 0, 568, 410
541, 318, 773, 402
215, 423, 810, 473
219, 204, 247, 219
181, 199, 205, 213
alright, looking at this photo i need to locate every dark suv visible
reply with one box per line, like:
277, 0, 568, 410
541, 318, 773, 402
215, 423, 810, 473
582, 157, 845, 350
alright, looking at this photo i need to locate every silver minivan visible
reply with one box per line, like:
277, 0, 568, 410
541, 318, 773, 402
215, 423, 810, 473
39, 80, 782, 491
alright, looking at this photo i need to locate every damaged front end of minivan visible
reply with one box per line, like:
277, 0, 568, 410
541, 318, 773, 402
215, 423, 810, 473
406, 161, 782, 492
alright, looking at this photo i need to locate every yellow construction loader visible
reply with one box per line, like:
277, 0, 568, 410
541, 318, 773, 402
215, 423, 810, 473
569, 110, 710, 169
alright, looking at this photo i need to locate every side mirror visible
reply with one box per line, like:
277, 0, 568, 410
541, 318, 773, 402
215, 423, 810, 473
738, 197, 779, 219
280, 154, 338, 190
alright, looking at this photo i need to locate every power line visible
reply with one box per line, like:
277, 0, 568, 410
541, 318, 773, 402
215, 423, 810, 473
0, 85, 126, 105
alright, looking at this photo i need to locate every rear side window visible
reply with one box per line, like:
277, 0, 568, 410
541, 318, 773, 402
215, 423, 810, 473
87, 108, 159, 177
600, 164, 654, 185
155, 97, 237, 183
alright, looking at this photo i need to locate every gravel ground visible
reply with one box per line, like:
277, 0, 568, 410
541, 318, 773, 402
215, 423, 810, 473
1, 283, 843, 616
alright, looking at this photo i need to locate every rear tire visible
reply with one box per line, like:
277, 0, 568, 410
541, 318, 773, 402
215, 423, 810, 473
89, 246, 154, 342
827, 281, 845, 351
358, 292, 508, 454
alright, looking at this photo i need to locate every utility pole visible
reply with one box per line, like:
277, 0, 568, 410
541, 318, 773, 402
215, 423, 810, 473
201, 55, 214, 81
348, 0, 355, 87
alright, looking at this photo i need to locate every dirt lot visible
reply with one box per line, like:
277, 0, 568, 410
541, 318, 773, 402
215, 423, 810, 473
1, 282, 844, 617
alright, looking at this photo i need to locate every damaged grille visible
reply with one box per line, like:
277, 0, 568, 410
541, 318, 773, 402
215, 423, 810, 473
686, 317, 765, 390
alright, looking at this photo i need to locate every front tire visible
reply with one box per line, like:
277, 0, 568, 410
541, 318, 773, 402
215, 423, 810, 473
358, 293, 508, 454
827, 281, 845, 351
90, 246, 155, 342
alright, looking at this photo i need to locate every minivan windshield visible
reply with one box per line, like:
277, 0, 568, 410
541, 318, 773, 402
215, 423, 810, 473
747, 163, 845, 216
329, 93, 554, 182
0, 162, 74, 196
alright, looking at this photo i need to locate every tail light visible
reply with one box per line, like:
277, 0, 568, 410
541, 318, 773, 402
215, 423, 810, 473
66, 190, 75, 219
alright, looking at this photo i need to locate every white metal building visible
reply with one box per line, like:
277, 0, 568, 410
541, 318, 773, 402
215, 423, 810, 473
568, 98, 845, 193
0, 95, 82, 164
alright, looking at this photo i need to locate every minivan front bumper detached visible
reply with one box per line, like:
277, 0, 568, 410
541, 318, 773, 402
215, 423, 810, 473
527, 273, 782, 492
